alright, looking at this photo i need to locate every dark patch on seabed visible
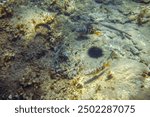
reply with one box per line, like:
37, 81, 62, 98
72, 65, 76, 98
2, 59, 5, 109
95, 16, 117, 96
0, 0, 150, 100
88, 47, 103, 58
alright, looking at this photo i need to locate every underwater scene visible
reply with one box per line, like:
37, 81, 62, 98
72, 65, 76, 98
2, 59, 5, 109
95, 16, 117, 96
0, 0, 150, 100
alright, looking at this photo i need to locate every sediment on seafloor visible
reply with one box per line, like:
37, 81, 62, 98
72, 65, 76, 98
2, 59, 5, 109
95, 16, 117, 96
0, 0, 150, 99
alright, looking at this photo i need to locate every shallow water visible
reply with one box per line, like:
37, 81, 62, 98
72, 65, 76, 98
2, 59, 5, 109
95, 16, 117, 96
0, 0, 150, 99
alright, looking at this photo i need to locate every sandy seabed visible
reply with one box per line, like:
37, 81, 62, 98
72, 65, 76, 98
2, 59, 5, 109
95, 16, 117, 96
0, 0, 150, 100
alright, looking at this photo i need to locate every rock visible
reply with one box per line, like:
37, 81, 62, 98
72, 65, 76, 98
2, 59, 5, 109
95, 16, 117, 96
35, 23, 51, 37
94, 0, 104, 3
133, 0, 150, 3
0, 4, 13, 18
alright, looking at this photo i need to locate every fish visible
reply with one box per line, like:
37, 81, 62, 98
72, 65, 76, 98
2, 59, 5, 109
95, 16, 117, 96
84, 69, 107, 84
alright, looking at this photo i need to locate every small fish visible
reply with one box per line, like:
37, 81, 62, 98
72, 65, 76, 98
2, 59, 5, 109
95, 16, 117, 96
84, 69, 107, 84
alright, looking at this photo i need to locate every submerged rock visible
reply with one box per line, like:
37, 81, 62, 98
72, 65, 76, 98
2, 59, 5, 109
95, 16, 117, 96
133, 0, 150, 3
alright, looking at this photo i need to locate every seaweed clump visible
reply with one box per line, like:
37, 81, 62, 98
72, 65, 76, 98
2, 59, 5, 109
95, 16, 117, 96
0, 4, 13, 18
